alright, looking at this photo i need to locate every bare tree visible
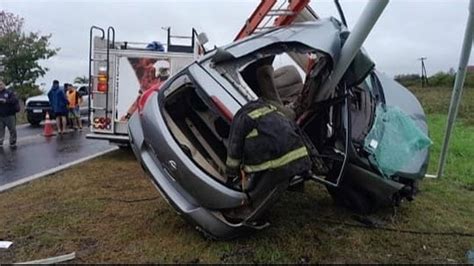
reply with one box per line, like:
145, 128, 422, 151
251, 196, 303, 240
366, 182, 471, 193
0, 11, 23, 36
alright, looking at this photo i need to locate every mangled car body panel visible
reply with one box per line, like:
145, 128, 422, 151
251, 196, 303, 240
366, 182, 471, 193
217, 18, 343, 64
129, 18, 430, 239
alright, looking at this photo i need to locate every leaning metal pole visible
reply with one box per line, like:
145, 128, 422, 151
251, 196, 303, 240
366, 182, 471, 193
319, 0, 389, 99
311, 0, 389, 187
436, 0, 474, 178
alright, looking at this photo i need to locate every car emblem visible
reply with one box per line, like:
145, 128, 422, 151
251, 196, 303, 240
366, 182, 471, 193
167, 160, 177, 171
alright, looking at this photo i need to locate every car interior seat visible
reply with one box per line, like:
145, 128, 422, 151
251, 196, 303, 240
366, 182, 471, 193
256, 64, 283, 104
273, 65, 304, 105
255, 64, 297, 120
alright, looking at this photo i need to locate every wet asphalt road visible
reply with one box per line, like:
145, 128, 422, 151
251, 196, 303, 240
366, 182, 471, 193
0, 123, 114, 186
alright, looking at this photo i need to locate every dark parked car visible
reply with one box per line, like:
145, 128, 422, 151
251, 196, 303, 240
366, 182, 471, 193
25, 85, 90, 126
25, 94, 52, 126
129, 18, 431, 239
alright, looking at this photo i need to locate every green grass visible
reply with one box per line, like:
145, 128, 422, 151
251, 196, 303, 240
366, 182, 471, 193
16, 111, 27, 125
426, 114, 474, 187
0, 86, 472, 263
16, 101, 27, 125
0, 148, 472, 263
409, 84, 474, 187
408, 86, 474, 125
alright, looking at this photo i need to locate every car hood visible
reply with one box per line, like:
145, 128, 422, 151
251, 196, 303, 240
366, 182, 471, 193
26, 94, 49, 105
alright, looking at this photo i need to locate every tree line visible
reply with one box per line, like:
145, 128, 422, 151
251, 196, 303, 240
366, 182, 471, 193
0, 11, 59, 101
395, 69, 474, 88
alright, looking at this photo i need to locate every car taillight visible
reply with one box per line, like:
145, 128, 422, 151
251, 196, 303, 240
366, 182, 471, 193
93, 116, 111, 130
211, 96, 233, 122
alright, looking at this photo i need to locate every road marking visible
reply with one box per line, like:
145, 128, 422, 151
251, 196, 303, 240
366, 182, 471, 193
0, 146, 119, 193
10, 129, 88, 146
16, 124, 31, 129
16, 134, 43, 144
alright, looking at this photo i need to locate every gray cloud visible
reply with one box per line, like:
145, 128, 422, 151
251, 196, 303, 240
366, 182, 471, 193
2, 0, 473, 90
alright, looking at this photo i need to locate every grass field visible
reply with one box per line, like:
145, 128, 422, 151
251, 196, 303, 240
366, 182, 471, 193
409, 86, 474, 126
16, 101, 28, 125
0, 86, 472, 263
16, 111, 27, 125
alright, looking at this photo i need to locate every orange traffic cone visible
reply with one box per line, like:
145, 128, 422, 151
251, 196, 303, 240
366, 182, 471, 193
43, 112, 55, 137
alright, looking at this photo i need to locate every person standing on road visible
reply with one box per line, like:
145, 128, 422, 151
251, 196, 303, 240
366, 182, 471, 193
0, 80, 19, 148
47, 80, 69, 135
66, 85, 83, 130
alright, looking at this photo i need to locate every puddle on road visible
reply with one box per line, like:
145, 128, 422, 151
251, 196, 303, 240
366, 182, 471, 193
0, 149, 18, 172
56, 143, 81, 153
0, 126, 112, 185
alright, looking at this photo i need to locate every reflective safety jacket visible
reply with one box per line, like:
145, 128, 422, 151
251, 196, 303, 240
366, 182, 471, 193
67, 90, 81, 108
226, 99, 311, 178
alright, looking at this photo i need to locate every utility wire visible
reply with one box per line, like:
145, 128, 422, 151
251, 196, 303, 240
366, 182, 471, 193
316, 217, 474, 238
94, 196, 474, 238
97, 196, 160, 203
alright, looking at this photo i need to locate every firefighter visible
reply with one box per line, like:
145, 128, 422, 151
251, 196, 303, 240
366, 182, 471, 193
225, 98, 311, 193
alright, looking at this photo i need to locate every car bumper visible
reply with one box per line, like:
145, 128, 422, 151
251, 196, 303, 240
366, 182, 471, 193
128, 109, 264, 240
25, 107, 53, 120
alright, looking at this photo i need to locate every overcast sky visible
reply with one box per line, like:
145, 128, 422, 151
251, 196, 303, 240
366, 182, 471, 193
2, 0, 473, 90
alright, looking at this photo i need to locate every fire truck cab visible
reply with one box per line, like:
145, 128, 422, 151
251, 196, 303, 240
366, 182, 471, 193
86, 26, 205, 145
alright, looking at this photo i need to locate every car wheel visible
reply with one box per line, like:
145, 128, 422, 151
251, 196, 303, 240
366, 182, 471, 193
326, 184, 374, 215
118, 145, 131, 151
111, 141, 131, 150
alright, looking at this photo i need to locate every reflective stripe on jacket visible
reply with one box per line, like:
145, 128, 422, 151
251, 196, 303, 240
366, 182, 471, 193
225, 99, 311, 177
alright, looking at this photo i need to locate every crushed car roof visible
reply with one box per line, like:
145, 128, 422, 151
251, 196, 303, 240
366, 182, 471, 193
208, 17, 375, 98
212, 17, 344, 65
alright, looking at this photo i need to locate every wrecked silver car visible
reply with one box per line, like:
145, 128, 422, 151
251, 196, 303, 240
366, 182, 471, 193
128, 17, 431, 239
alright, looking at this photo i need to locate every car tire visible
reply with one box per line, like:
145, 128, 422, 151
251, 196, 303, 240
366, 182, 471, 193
326, 184, 374, 215
111, 141, 131, 150
118, 144, 131, 151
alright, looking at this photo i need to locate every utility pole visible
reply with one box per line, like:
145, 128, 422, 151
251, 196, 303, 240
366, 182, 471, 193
418, 57, 429, 87
436, 0, 474, 178
318, 0, 389, 103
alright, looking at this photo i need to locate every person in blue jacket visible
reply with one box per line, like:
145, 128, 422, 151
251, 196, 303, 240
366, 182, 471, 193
47, 80, 69, 134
